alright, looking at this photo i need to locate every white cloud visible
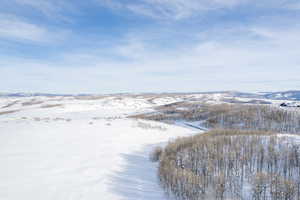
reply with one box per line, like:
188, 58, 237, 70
285, 2, 300, 10
98, 0, 299, 20
1, 24, 300, 93
12, 0, 77, 21
0, 14, 69, 43
98, 0, 233, 20
98, 0, 245, 20
1, 0, 300, 93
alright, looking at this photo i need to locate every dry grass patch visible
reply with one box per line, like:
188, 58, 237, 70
1, 100, 19, 109
0, 110, 19, 115
136, 121, 167, 131
40, 104, 63, 108
22, 100, 43, 106
74, 96, 105, 100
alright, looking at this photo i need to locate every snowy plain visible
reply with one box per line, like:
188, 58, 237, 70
0, 95, 197, 200
1, 93, 298, 200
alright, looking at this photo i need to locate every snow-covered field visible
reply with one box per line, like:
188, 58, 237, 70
1, 93, 299, 200
0, 95, 197, 200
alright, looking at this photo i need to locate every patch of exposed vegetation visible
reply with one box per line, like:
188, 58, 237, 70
40, 104, 63, 108
22, 100, 43, 106
157, 129, 300, 200
136, 121, 167, 131
74, 96, 105, 100
0, 110, 19, 115
1, 100, 19, 109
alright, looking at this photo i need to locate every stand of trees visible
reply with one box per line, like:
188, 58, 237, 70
156, 130, 300, 200
134, 104, 300, 134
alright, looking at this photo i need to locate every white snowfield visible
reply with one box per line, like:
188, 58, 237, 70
0, 95, 197, 200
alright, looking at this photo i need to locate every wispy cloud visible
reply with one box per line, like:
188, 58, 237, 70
0, 14, 69, 43
12, 0, 77, 21
284, 2, 300, 10
1, 0, 300, 93
99, 0, 243, 20
2, 22, 300, 93
98, 0, 300, 20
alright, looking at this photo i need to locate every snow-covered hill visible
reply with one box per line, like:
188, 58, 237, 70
0, 95, 198, 200
262, 90, 300, 100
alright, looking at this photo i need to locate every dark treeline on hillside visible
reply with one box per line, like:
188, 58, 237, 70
134, 104, 300, 134
156, 130, 300, 200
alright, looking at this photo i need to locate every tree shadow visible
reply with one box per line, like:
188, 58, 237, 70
108, 145, 169, 200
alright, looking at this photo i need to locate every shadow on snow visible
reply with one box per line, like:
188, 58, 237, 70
108, 145, 169, 200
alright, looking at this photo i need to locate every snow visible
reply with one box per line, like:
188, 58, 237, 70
276, 134, 300, 143
0, 96, 197, 200
1, 93, 298, 200
173, 120, 208, 131
109, 145, 168, 200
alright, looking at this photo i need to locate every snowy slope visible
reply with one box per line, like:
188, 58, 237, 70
0, 96, 197, 200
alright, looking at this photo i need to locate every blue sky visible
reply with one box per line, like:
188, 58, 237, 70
1, 0, 300, 93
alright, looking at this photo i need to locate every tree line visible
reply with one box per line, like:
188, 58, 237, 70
154, 130, 300, 200
135, 103, 300, 134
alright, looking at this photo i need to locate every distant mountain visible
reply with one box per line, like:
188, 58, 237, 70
262, 91, 300, 100
213, 91, 300, 101
0, 93, 89, 97
226, 91, 262, 98
0, 93, 33, 97
1, 91, 300, 100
